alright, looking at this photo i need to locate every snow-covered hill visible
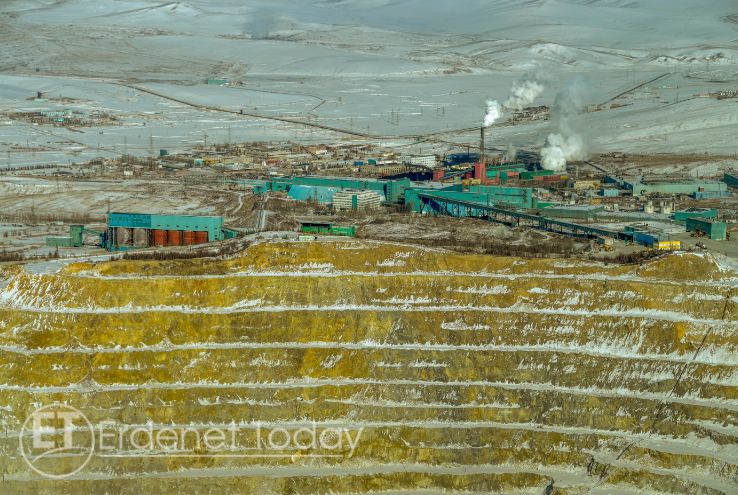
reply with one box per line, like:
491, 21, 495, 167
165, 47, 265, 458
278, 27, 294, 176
0, 0, 737, 164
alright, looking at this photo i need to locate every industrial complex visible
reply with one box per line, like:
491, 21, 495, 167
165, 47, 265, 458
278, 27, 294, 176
46, 213, 235, 252
29, 151, 738, 258
3, 1, 738, 493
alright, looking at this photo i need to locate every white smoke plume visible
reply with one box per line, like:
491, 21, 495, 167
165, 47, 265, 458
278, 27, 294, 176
504, 143, 517, 163
540, 77, 591, 171
504, 79, 545, 112
541, 134, 585, 171
483, 76, 544, 127
483, 100, 502, 127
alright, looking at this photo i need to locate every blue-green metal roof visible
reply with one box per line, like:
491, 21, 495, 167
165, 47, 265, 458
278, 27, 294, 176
107, 212, 225, 241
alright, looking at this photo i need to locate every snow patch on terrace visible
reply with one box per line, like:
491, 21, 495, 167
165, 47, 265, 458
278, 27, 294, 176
452, 284, 509, 295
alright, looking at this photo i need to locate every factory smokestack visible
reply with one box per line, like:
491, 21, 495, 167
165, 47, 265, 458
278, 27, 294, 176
480, 126, 485, 166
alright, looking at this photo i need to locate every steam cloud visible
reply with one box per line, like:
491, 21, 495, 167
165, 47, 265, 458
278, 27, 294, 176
483, 76, 544, 127
504, 80, 545, 112
504, 143, 517, 163
540, 77, 591, 171
541, 134, 585, 171
483, 100, 502, 127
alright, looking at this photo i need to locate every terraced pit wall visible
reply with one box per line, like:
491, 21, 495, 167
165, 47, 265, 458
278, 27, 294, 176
0, 241, 736, 494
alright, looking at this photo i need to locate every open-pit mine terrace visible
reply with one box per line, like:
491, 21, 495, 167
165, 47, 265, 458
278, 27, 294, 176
0, 241, 736, 494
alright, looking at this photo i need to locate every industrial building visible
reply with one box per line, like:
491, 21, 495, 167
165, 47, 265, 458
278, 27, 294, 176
686, 218, 728, 241
332, 190, 383, 210
601, 187, 620, 197
541, 205, 605, 220
725, 172, 738, 189
404, 185, 540, 213
404, 155, 437, 168
673, 208, 718, 223
570, 179, 601, 190
228, 176, 409, 203
624, 178, 729, 197
625, 226, 681, 250
106, 213, 232, 251
46, 225, 104, 248
445, 152, 480, 165
287, 185, 338, 204
299, 222, 356, 237
468, 185, 536, 209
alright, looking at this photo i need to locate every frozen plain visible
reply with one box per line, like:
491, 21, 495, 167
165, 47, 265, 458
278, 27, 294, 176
0, 0, 737, 166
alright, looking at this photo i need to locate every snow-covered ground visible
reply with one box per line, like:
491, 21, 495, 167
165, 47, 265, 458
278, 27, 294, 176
0, 0, 737, 166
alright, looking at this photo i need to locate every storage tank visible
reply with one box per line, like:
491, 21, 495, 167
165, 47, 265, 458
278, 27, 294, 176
116, 227, 132, 246
167, 230, 182, 246
194, 231, 209, 244
182, 231, 195, 246
152, 230, 167, 246
133, 228, 148, 247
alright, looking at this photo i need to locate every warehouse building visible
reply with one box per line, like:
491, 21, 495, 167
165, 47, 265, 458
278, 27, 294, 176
287, 185, 338, 204
672, 208, 718, 223
624, 178, 728, 196
540, 204, 604, 220
686, 218, 728, 241
106, 213, 232, 251
624, 225, 681, 250
468, 185, 536, 209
